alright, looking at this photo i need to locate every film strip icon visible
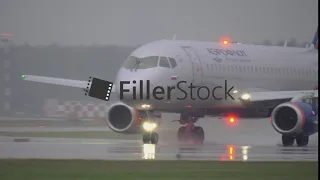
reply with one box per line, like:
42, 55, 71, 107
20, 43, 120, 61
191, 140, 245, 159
85, 77, 113, 101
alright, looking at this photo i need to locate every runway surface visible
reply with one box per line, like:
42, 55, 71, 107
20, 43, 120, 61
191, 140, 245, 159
0, 136, 317, 161
0, 116, 318, 161
0, 127, 111, 132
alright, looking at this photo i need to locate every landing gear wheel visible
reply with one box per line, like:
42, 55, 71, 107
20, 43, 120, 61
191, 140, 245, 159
150, 132, 159, 144
282, 135, 294, 146
296, 134, 309, 146
177, 126, 187, 142
142, 132, 159, 144
142, 133, 149, 144
192, 126, 204, 144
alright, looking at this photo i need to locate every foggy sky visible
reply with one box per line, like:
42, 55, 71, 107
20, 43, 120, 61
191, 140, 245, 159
0, 0, 318, 46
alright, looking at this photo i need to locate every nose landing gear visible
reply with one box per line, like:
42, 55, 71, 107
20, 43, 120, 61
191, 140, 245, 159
140, 111, 159, 144
142, 131, 159, 144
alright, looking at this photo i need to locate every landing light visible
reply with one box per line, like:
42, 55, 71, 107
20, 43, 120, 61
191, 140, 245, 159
233, 90, 238, 94
141, 104, 151, 109
241, 93, 250, 100
143, 122, 157, 132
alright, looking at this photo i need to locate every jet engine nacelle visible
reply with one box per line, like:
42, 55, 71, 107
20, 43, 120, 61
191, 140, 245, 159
106, 102, 161, 134
270, 102, 318, 136
106, 102, 140, 133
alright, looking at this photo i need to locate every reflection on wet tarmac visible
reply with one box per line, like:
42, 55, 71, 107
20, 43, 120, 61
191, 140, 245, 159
140, 143, 254, 161
140, 143, 317, 161
241, 146, 251, 161
142, 144, 156, 159
0, 137, 317, 161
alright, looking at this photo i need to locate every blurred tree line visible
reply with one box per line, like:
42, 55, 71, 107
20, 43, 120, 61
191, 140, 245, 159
258, 38, 310, 48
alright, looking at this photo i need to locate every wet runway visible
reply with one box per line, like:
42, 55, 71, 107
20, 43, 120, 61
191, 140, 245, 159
0, 136, 317, 161
0, 127, 111, 132
0, 116, 318, 161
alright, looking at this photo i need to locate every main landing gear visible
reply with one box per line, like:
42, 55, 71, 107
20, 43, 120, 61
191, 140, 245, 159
282, 134, 309, 147
175, 116, 205, 144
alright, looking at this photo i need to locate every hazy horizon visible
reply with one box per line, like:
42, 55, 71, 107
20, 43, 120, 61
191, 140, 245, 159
0, 0, 318, 46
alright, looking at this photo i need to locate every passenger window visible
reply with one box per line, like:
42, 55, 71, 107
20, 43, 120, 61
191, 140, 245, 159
168, 57, 177, 68
159, 57, 171, 68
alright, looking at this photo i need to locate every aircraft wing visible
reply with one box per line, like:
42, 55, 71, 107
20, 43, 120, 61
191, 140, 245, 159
22, 75, 116, 93
238, 90, 318, 102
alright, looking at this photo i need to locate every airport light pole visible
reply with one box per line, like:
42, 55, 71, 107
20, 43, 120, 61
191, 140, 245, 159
1, 33, 12, 116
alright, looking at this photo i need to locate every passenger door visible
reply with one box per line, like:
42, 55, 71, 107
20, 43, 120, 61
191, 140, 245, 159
180, 46, 203, 85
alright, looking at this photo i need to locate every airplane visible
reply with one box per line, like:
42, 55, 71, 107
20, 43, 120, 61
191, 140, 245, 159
22, 27, 318, 146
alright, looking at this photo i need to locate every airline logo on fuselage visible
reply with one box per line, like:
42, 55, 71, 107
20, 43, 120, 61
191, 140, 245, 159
207, 48, 247, 63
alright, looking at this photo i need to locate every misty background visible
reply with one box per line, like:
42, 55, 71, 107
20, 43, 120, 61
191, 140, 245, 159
0, 0, 318, 117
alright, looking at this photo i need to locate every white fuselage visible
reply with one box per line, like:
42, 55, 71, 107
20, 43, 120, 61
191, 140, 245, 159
113, 39, 318, 112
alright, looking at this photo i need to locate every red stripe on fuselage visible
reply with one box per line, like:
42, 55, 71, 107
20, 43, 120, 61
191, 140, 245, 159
214, 105, 247, 109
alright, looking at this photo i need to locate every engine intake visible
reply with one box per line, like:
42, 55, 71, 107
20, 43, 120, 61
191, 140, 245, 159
271, 102, 315, 135
106, 102, 139, 133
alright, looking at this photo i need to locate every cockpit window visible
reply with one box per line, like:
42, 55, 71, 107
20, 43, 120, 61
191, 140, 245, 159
159, 56, 171, 68
168, 57, 177, 68
122, 56, 159, 69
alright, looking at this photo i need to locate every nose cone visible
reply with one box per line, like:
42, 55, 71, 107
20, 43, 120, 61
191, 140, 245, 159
114, 68, 159, 102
